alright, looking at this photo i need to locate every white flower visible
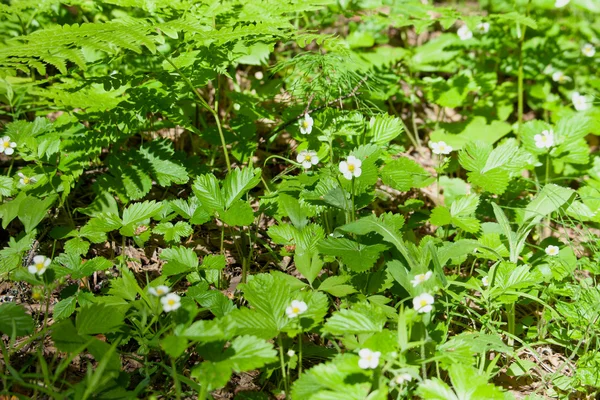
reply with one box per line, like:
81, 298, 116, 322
148, 285, 170, 297
17, 172, 36, 186
338, 155, 362, 180
545, 245, 560, 256
412, 293, 435, 313
161, 293, 181, 312
0, 136, 17, 156
358, 348, 381, 369
457, 25, 473, 41
555, 0, 570, 7
572, 92, 592, 111
582, 43, 596, 58
476, 22, 490, 34
28, 255, 51, 276
410, 271, 432, 287
287, 349, 296, 357
299, 113, 314, 135
482, 276, 489, 287
285, 300, 308, 318
296, 150, 319, 169
534, 129, 554, 149
392, 373, 413, 386
254, 71, 264, 80
552, 71, 571, 84
429, 141, 453, 155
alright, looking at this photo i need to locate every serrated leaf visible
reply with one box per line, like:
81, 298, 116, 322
53, 296, 77, 320
323, 304, 386, 335
192, 173, 225, 212
317, 238, 388, 272
122, 201, 162, 226
220, 200, 254, 226
154, 221, 193, 242
161, 246, 199, 276
222, 167, 261, 208
317, 275, 357, 297
0, 303, 34, 337
76, 302, 129, 335
381, 157, 434, 191
367, 114, 404, 145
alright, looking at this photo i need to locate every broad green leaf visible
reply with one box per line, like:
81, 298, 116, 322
222, 167, 261, 208
121, 201, 162, 226
317, 275, 357, 297
161, 335, 189, 358
53, 296, 77, 320
317, 238, 388, 272
0, 303, 34, 336
192, 174, 225, 212
161, 246, 199, 276
366, 114, 404, 145
323, 303, 386, 335
522, 184, 574, 229
220, 200, 255, 226
381, 157, 434, 192
154, 221, 193, 242
18, 194, 58, 233
76, 301, 129, 335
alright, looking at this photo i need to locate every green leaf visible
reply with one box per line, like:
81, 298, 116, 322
192, 173, 225, 213
154, 221, 193, 242
139, 140, 189, 187
323, 303, 386, 335
0, 303, 34, 337
317, 238, 388, 272
18, 194, 58, 233
522, 184, 574, 230
366, 114, 404, 145
0, 176, 14, 197
161, 246, 199, 276
431, 117, 512, 150
278, 193, 308, 229
317, 275, 357, 297
161, 335, 189, 358
76, 302, 129, 335
121, 201, 162, 227
51, 320, 88, 353
53, 296, 77, 320
222, 167, 261, 208
381, 157, 434, 192
200, 254, 226, 270
220, 200, 255, 226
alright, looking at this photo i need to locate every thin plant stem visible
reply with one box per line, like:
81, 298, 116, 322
507, 303, 515, 347
298, 333, 303, 376
351, 178, 356, 222
170, 358, 182, 400
278, 335, 290, 397
160, 53, 231, 172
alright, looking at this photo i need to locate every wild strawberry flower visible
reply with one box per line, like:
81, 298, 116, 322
339, 156, 362, 180
482, 276, 489, 287
286, 300, 308, 318
555, 0, 570, 7
299, 113, 314, 135
18, 172, 36, 186
411, 271, 432, 287
0, 136, 17, 155
161, 293, 181, 312
457, 25, 473, 41
287, 349, 296, 357
534, 129, 554, 149
582, 43, 596, 57
430, 141, 453, 155
149, 285, 170, 297
358, 348, 381, 369
552, 71, 571, 84
413, 293, 435, 313
296, 150, 319, 169
545, 245, 560, 256
28, 255, 51, 276
476, 22, 490, 34
392, 373, 413, 386
572, 92, 592, 111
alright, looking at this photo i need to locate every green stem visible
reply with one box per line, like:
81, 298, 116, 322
351, 178, 356, 222
516, 16, 528, 140
278, 335, 289, 397
171, 358, 182, 400
160, 53, 230, 172
298, 333, 303, 376
507, 303, 515, 347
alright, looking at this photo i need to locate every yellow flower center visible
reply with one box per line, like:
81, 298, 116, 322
167, 299, 176, 306
420, 299, 428, 307
2, 141, 9, 149
23, 177, 30, 184
347, 164, 355, 172
36, 262, 45, 271
304, 155, 312, 161
156, 289, 164, 295
302, 121, 310, 128
292, 306, 300, 314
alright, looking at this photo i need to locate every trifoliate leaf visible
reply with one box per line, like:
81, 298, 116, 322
154, 221, 193, 242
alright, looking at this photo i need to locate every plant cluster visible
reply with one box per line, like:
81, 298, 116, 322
0, 0, 600, 399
